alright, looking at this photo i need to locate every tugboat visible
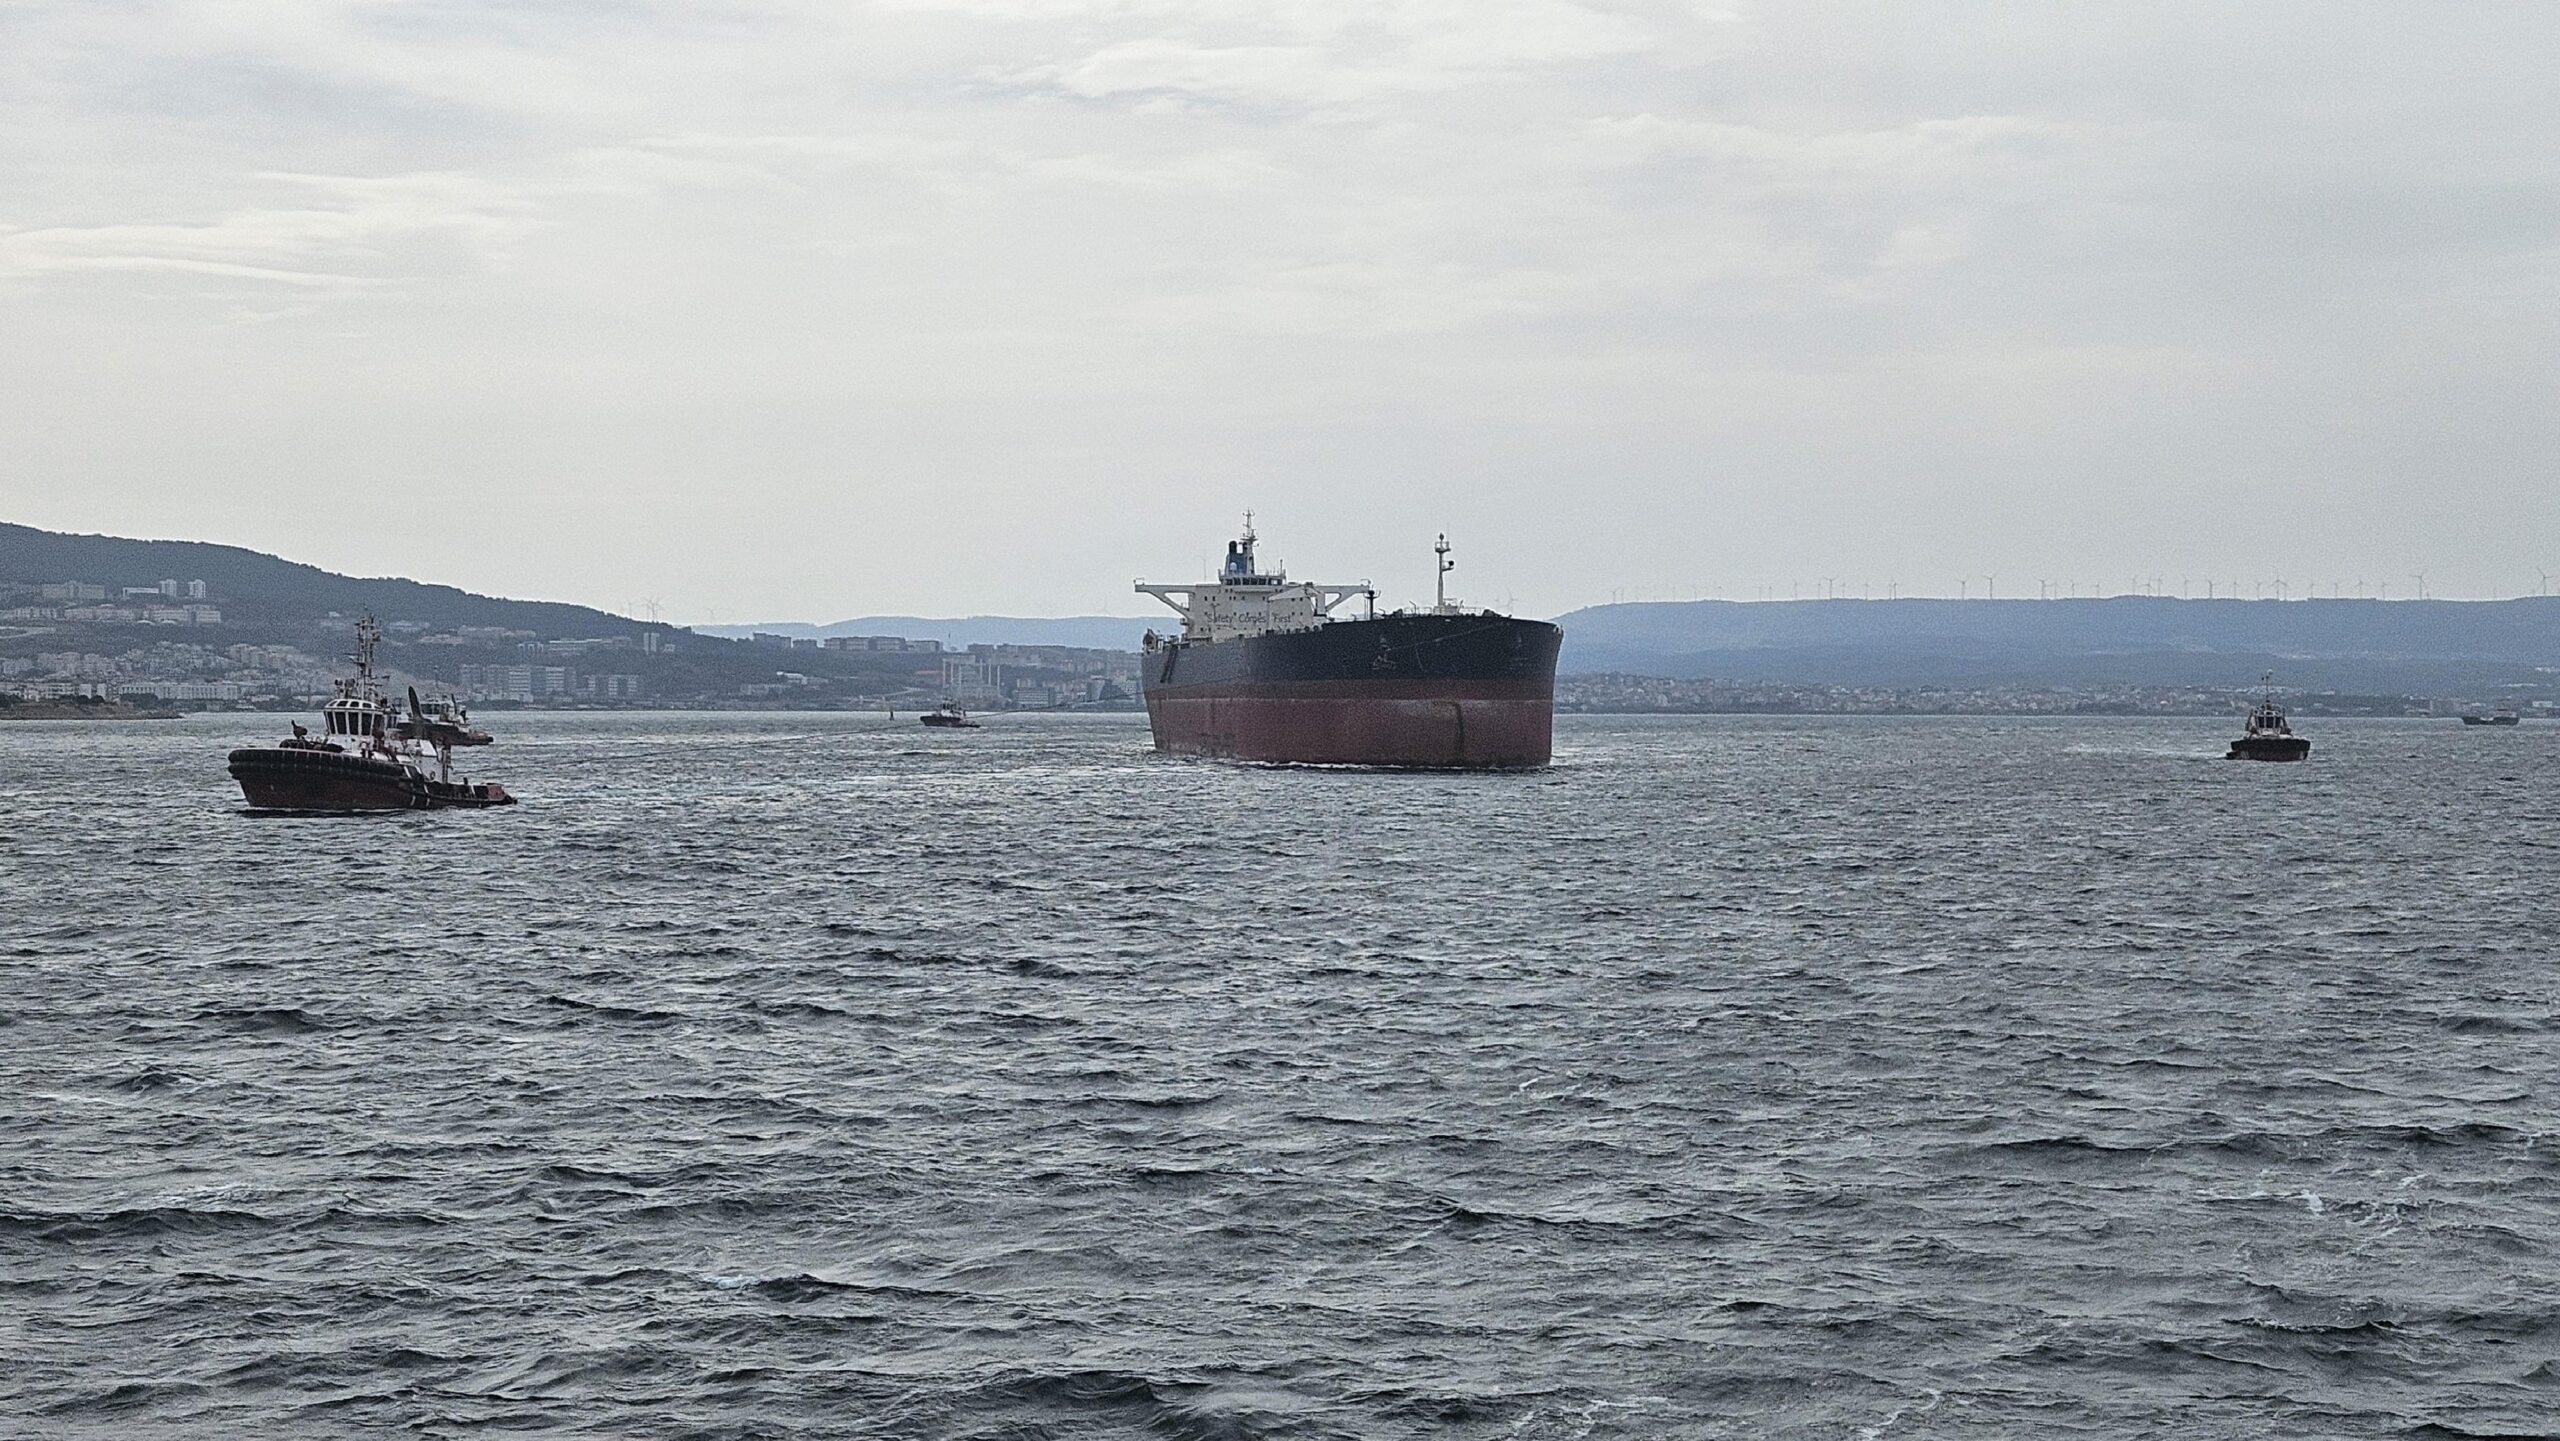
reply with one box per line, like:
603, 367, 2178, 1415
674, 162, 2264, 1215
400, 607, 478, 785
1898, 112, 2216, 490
401, 691, 493, 745
227, 617, 517, 812
2227, 673, 2311, 762
919, 701, 980, 729
2460, 705, 2522, 726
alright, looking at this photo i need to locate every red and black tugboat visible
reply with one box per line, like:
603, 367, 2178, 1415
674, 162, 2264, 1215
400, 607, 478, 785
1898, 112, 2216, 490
227, 617, 517, 812
2227, 673, 2311, 762
1136, 518, 1561, 768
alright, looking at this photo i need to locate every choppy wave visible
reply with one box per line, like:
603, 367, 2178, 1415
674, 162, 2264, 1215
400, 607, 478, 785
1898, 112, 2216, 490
5, 711, 2559, 1438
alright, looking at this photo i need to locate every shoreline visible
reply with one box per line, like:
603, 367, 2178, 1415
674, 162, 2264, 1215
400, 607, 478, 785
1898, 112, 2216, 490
0, 701, 184, 721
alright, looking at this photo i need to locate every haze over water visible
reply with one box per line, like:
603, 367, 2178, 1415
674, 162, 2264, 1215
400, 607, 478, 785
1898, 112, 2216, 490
6, 713, 2557, 1437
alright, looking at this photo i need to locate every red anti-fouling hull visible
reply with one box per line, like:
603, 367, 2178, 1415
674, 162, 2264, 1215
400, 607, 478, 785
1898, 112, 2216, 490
1145, 683, 1554, 768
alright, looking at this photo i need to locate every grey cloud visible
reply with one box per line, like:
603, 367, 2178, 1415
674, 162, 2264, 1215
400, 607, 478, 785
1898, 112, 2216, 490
0, 0, 2554, 617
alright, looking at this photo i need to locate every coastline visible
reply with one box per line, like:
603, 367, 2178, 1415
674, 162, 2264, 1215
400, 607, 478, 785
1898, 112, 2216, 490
0, 701, 184, 721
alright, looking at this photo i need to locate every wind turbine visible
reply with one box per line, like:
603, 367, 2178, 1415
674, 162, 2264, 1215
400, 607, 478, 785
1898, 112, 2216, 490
2412, 572, 2428, 601
1957, 578, 1968, 600
1982, 575, 1997, 601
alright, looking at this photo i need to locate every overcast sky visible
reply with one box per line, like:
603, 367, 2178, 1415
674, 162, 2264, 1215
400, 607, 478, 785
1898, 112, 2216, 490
4, 2, 2555, 620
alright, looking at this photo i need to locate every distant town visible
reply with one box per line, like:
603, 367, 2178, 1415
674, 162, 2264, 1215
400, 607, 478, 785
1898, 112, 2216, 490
1, 571, 1144, 712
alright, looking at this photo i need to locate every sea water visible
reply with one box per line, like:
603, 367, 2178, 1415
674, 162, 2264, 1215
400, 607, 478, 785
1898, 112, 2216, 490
5, 712, 2556, 1437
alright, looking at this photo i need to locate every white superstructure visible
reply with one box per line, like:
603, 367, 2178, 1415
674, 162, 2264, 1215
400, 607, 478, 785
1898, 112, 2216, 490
317, 616, 399, 753
299, 615, 465, 785
1136, 516, 1373, 643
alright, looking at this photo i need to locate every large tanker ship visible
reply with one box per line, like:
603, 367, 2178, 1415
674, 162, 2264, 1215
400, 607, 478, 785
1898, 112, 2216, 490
1136, 520, 1561, 768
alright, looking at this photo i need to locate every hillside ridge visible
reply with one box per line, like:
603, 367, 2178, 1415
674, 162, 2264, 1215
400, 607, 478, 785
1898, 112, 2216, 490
1553, 595, 2560, 691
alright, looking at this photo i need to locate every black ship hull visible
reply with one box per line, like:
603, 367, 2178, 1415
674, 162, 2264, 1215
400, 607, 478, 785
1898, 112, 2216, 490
228, 747, 518, 812
1143, 613, 1561, 768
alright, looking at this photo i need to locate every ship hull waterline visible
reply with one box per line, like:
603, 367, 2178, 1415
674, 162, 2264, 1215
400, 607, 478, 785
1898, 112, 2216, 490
227, 747, 517, 813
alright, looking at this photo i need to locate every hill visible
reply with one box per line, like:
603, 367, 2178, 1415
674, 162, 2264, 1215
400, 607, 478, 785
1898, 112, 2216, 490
17, 520, 2555, 699
0, 522, 948, 703
1555, 596, 2560, 692
0, 522, 673, 638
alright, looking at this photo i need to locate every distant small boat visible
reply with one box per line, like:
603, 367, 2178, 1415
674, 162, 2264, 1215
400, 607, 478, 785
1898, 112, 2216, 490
397, 688, 493, 746
2460, 706, 2522, 726
920, 702, 980, 729
2228, 674, 2310, 762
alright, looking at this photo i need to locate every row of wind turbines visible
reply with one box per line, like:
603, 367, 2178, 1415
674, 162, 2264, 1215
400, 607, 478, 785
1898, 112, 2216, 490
1605, 571, 2560, 604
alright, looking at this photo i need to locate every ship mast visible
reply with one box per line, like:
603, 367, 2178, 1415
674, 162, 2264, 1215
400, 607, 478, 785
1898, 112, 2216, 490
1435, 534, 1454, 611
